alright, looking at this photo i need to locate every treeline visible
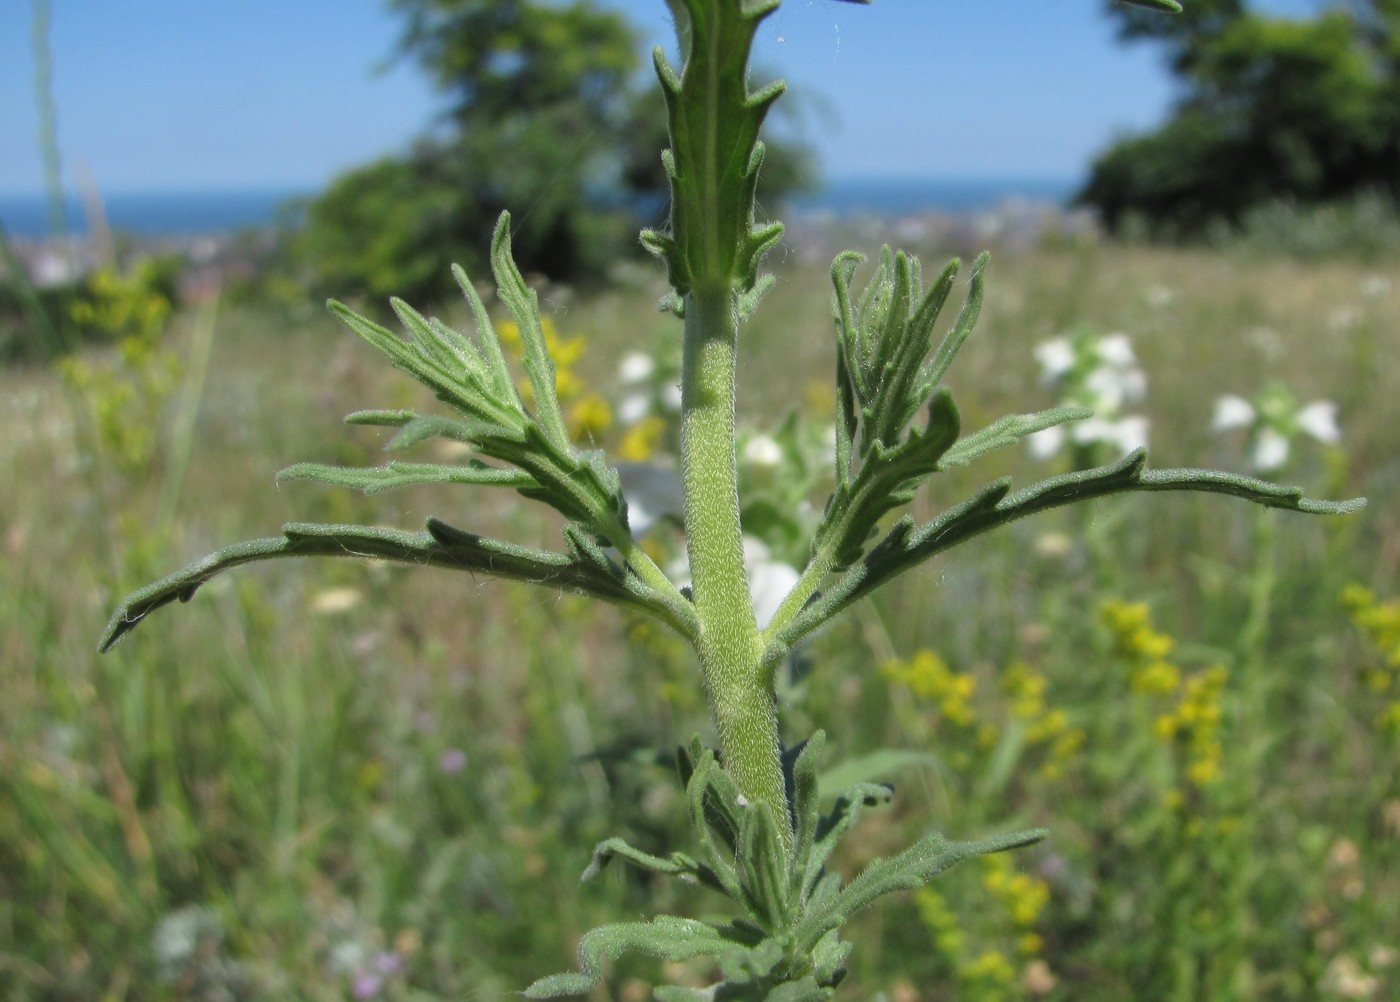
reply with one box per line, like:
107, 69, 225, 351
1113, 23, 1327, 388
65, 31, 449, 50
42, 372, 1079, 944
296, 0, 812, 305
1080, 0, 1400, 235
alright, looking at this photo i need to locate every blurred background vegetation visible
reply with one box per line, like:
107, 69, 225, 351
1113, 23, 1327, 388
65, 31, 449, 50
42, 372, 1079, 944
1079, 0, 1400, 238
2, 0, 1398, 999
294, 0, 815, 305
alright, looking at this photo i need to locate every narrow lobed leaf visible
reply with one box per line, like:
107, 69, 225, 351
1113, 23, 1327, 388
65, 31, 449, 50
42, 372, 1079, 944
490, 212, 570, 450
344, 409, 416, 427
450, 261, 517, 402
936, 405, 1093, 470
920, 251, 989, 391
523, 916, 734, 998
275, 461, 534, 495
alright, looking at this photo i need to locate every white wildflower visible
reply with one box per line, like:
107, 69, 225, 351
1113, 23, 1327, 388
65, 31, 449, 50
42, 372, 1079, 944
1211, 395, 1256, 431
1297, 400, 1341, 445
1095, 333, 1136, 369
618, 351, 656, 384
616, 391, 652, 425
1033, 337, 1075, 383
742, 434, 783, 469
1110, 415, 1151, 454
1071, 415, 1149, 457
1026, 425, 1065, 461
1085, 364, 1145, 411
743, 537, 800, 629
1252, 427, 1291, 473
1214, 385, 1342, 473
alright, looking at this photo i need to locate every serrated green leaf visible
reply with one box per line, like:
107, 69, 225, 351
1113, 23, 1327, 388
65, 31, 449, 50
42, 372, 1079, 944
383, 415, 501, 451
344, 409, 416, 427
737, 801, 791, 930
789, 733, 826, 896
836, 828, 1047, 918
490, 213, 570, 450
649, 0, 786, 296
450, 262, 517, 402
684, 745, 744, 898
99, 518, 667, 653
793, 828, 1047, 951
809, 928, 853, 984
937, 405, 1092, 470
328, 299, 515, 430
523, 916, 733, 998
390, 296, 462, 377
276, 461, 534, 495
802, 783, 894, 901
919, 250, 988, 392
580, 836, 699, 885
772, 452, 1363, 658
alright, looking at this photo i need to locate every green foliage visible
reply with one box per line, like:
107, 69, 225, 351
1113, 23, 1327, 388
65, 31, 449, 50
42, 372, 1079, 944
1083, 0, 1400, 233
8, 220, 1393, 1001
297, 0, 815, 304
526, 733, 1044, 998
92, 0, 1376, 996
1219, 189, 1400, 260
101, 213, 695, 653
56, 262, 182, 472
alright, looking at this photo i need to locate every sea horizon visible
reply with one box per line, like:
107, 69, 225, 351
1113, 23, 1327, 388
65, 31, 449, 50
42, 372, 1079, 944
0, 174, 1081, 240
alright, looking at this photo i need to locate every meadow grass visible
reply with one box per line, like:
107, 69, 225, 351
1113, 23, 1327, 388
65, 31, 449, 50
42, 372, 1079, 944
2, 234, 1396, 1000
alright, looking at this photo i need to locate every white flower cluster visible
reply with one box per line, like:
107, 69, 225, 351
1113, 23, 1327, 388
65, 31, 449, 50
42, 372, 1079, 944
1211, 383, 1340, 473
1028, 331, 1149, 460
616, 350, 681, 426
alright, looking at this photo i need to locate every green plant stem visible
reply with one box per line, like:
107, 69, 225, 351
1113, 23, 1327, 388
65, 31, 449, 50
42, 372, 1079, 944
681, 284, 787, 851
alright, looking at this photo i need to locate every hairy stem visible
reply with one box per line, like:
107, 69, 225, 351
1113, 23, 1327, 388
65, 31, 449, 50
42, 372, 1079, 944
682, 284, 787, 850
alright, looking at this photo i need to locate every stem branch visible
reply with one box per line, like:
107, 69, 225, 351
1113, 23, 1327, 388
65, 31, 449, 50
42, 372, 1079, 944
681, 284, 789, 850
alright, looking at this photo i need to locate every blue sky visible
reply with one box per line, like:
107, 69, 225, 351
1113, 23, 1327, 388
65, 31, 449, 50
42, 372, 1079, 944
0, 0, 1328, 196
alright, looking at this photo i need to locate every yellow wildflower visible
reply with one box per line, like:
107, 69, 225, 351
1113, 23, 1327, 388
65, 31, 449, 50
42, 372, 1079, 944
566, 393, 612, 443
619, 415, 668, 461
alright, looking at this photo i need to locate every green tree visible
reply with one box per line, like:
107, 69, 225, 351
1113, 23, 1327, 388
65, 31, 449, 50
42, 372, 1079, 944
300, 0, 639, 304
1079, 0, 1399, 233
298, 0, 815, 304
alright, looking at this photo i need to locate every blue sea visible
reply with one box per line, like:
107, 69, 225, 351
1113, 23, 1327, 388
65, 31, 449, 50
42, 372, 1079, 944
0, 176, 1077, 239
0, 188, 310, 239
789, 176, 1076, 218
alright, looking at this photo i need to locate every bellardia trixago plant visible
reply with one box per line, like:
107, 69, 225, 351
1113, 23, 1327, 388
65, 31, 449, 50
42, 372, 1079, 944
102, 1, 1363, 996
